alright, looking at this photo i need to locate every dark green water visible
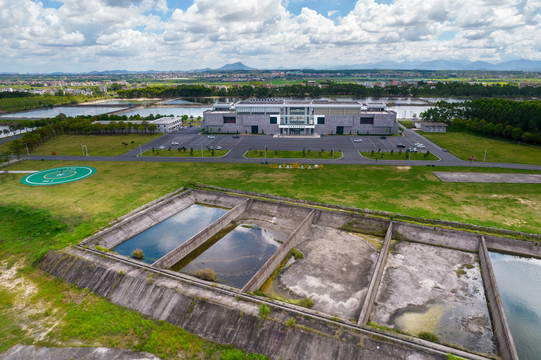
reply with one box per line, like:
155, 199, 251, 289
174, 224, 286, 288
489, 252, 541, 359
114, 204, 228, 264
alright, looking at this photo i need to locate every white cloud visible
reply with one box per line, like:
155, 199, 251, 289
0, 0, 540, 72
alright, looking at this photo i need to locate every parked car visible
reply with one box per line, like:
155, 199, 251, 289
158, 145, 165, 149
442, 149, 448, 152
216, 146, 222, 150
232, 135, 240, 139
207, 135, 216, 139
171, 141, 179, 145
353, 138, 362, 143
397, 144, 406, 148
379, 136, 387, 139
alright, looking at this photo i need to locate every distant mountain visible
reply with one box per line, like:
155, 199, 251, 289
332, 59, 541, 71
217, 62, 257, 71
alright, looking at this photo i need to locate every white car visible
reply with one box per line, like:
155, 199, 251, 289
353, 138, 362, 142
172, 141, 179, 145
158, 145, 165, 149
216, 146, 222, 150
207, 135, 215, 139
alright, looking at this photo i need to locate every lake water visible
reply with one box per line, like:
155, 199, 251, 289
0, 106, 126, 119
173, 224, 286, 288
114, 204, 228, 264
489, 252, 541, 360
95, 99, 157, 105
120, 106, 212, 118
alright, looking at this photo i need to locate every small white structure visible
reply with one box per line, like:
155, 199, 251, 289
150, 117, 183, 132
415, 121, 448, 133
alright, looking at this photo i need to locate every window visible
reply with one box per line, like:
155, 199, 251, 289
360, 117, 374, 125
224, 116, 236, 124
317, 116, 325, 124
270, 116, 277, 124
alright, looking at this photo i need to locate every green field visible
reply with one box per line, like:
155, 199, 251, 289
422, 131, 541, 166
361, 151, 439, 161
246, 149, 342, 159
142, 148, 229, 157
30, 134, 163, 156
1, 160, 540, 358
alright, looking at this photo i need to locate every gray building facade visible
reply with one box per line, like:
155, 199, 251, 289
203, 99, 398, 136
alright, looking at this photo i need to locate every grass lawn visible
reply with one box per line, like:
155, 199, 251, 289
398, 120, 415, 129
246, 149, 342, 159
361, 151, 439, 161
1, 160, 540, 358
31, 134, 163, 156
0, 139, 15, 154
422, 130, 541, 166
142, 149, 229, 157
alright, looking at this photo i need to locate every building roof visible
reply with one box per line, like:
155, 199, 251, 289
419, 122, 448, 126
151, 117, 182, 125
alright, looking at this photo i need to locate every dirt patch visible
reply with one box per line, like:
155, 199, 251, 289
396, 166, 411, 170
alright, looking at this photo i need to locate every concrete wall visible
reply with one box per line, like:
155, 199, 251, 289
85, 190, 196, 249
193, 189, 246, 209
39, 248, 449, 360
479, 236, 519, 360
393, 222, 481, 252
485, 234, 541, 258
152, 200, 249, 269
358, 222, 393, 325
242, 210, 316, 293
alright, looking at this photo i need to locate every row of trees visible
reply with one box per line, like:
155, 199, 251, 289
5, 114, 158, 158
420, 99, 541, 144
116, 82, 541, 99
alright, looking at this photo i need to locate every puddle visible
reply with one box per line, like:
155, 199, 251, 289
173, 224, 287, 288
114, 204, 228, 264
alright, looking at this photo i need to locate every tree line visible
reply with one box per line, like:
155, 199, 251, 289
420, 99, 541, 144
116, 82, 541, 99
4, 114, 158, 158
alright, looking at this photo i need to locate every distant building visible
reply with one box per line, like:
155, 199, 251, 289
150, 117, 183, 132
415, 121, 448, 133
204, 99, 397, 136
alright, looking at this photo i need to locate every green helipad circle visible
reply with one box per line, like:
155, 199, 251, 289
21, 166, 96, 186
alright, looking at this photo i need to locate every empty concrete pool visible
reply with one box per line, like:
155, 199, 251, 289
172, 223, 287, 288
114, 204, 228, 264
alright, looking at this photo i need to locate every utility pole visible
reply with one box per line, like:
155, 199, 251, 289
201, 144, 203, 158
139, 144, 142, 157
483, 148, 487, 162
24, 143, 29, 155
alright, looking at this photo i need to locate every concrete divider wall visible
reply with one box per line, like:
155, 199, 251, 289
358, 222, 393, 325
486, 234, 541, 259
479, 236, 519, 360
242, 209, 316, 293
152, 200, 249, 269
39, 248, 448, 360
193, 189, 247, 209
85, 190, 196, 249
394, 222, 481, 252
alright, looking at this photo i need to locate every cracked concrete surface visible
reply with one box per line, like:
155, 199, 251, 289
277, 225, 380, 320
370, 242, 497, 356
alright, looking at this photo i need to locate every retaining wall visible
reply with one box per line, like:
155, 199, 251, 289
152, 200, 249, 269
358, 222, 393, 325
84, 190, 196, 249
479, 236, 519, 360
39, 248, 449, 360
242, 210, 316, 293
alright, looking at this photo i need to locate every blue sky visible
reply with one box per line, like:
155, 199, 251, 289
1, 0, 540, 72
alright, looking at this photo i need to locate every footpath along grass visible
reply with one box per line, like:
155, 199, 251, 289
422, 130, 541, 166
245, 149, 343, 159
31, 134, 163, 156
361, 151, 439, 161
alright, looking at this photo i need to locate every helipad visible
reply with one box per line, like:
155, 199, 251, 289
21, 166, 96, 186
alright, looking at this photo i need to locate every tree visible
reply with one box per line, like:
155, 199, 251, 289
511, 127, 523, 140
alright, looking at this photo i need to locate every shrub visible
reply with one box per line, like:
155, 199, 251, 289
195, 268, 216, 281
418, 331, 439, 343
297, 298, 314, 309
132, 249, 144, 260
289, 248, 304, 259
259, 304, 270, 318
285, 318, 296, 327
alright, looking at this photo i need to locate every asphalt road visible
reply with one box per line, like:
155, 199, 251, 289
10, 127, 541, 171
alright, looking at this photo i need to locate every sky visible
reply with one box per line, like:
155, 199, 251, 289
1, 0, 540, 73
